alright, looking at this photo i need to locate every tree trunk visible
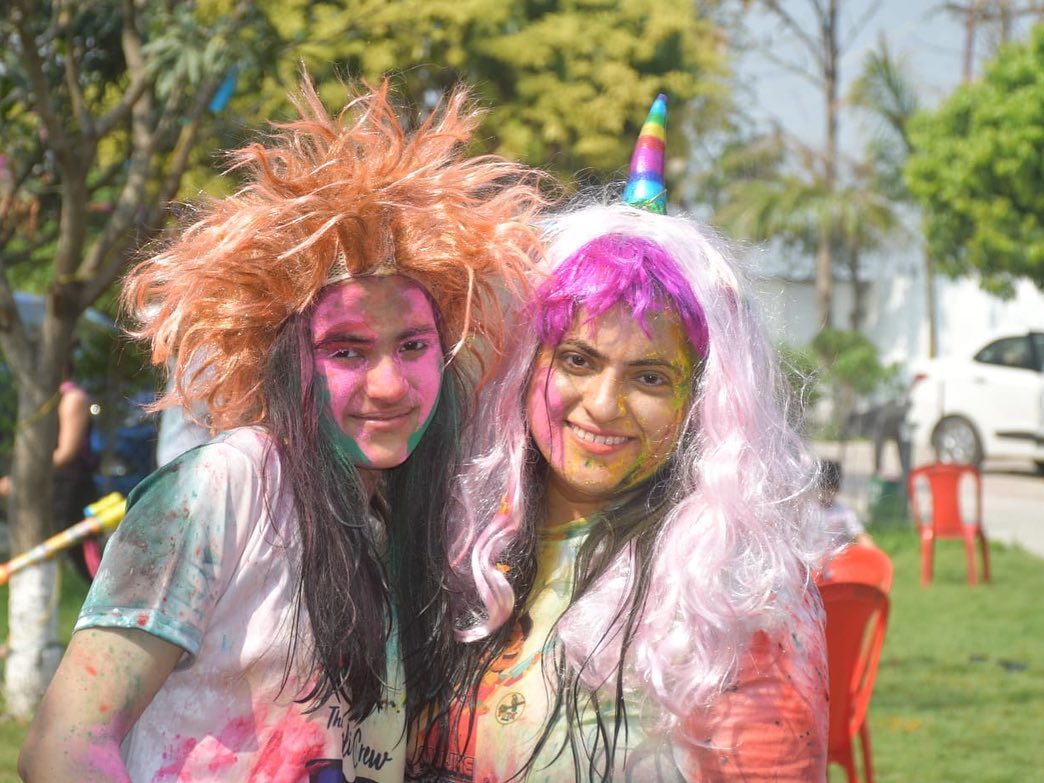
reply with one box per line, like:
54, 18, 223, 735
4, 374, 62, 718
818, 0, 840, 330
5, 563, 62, 717
816, 232, 834, 329
924, 252, 939, 358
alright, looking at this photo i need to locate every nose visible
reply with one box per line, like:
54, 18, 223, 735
583, 370, 625, 424
366, 354, 409, 404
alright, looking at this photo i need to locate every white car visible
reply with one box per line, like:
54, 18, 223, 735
906, 331, 1044, 471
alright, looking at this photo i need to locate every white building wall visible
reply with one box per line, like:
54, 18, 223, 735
749, 262, 1044, 372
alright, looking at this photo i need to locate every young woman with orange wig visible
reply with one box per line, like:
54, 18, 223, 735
20, 78, 544, 782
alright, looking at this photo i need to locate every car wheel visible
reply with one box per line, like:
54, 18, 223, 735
932, 416, 983, 466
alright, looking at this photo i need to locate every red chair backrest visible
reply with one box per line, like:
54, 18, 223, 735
820, 581, 890, 762
907, 463, 982, 538
817, 544, 894, 593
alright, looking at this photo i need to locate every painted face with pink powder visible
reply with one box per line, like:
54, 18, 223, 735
311, 275, 443, 470
527, 303, 695, 519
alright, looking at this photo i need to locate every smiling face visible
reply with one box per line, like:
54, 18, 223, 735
311, 275, 443, 472
526, 303, 696, 523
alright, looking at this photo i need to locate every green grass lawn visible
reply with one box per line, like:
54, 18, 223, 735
841, 524, 1044, 782
0, 533, 1041, 781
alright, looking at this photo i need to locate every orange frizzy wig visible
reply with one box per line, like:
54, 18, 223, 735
122, 79, 545, 430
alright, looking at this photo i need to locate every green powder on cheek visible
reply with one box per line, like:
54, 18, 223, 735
405, 384, 441, 454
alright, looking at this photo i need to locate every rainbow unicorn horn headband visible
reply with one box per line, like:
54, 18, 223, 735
622, 93, 668, 214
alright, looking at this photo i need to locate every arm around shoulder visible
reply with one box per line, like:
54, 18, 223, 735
19, 627, 184, 782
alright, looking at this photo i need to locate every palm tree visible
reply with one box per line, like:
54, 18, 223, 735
850, 39, 939, 356
711, 134, 899, 331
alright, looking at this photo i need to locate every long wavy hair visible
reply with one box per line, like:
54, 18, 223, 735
120, 78, 545, 722
433, 202, 827, 773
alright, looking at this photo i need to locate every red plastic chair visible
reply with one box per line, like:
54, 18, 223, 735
907, 463, 990, 586
820, 580, 891, 783
817, 544, 894, 593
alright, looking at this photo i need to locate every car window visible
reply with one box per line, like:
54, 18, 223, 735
974, 336, 1036, 370
1032, 333, 1044, 372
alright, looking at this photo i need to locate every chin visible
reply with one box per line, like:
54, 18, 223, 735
360, 450, 411, 471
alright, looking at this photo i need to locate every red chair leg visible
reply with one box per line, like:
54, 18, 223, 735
920, 530, 934, 587
843, 751, 858, 783
860, 722, 875, 783
963, 528, 978, 586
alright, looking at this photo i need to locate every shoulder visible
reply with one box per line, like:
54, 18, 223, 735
58, 383, 89, 409
128, 426, 282, 511
207, 426, 280, 470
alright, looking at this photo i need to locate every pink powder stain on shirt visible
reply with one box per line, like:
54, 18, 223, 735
154, 736, 199, 780
206, 716, 254, 773
248, 719, 328, 783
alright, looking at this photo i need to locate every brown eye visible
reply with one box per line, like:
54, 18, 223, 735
400, 339, 429, 354
638, 372, 668, 387
559, 351, 590, 370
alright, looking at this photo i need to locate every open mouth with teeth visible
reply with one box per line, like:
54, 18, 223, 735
568, 423, 630, 446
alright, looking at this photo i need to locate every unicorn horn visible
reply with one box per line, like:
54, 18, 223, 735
622, 93, 668, 215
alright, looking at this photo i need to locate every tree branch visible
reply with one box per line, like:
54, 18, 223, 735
83, 75, 221, 307
96, 0, 152, 138
59, 7, 93, 140
10, 0, 70, 162
81, 0, 256, 307
759, 0, 824, 57
841, 0, 884, 51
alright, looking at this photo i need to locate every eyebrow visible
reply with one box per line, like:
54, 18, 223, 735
313, 324, 439, 348
558, 339, 688, 375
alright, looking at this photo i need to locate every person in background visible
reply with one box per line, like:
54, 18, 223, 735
0, 357, 96, 538
410, 96, 829, 781
818, 458, 874, 548
20, 78, 543, 782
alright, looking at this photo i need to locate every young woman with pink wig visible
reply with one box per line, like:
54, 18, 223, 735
411, 97, 829, 781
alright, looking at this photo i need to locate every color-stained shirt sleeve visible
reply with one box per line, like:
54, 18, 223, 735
673, 599, 829, 781
75, 439, 261, 657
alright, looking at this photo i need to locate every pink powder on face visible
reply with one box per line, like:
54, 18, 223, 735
526, 355, 566, 463
311, 276, 443, 470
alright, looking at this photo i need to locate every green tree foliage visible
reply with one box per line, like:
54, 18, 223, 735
256, 0, 733, 184
849, 40, 941, 357
811, 326, 896, 436
906, 24, 1044, 296
812, 327, 889, 397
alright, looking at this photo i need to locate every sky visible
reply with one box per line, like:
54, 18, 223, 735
737, 0, 1038, 153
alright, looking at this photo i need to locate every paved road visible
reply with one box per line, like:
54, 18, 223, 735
815, 440, 1044, 559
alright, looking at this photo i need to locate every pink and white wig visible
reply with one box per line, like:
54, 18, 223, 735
451, 201, 825, 723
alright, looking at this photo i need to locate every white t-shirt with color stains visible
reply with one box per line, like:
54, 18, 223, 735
76, 426, 406, 783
